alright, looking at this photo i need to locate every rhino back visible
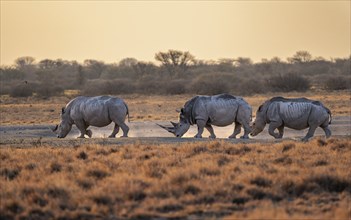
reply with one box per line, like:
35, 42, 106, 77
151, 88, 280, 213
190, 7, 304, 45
195, 94, 241, 126
267, 101, 311, 129
69, 96, 127, 127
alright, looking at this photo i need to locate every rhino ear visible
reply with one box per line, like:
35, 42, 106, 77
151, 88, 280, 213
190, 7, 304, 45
52, 124, 58, 132
176, 108, 184, 113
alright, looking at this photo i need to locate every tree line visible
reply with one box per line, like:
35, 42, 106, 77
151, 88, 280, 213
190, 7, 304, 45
0, 50, 350, 98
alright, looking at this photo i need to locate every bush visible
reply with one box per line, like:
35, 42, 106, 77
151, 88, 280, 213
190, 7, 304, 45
136, 80, 163, 94
238, 79, 265, 95
0, 84, 12, 95
81, 79, 136, 96
9, 84, 34, 97
324, 76, 351, 90
266, 73, 310, 92
35, 84, 64, 98
163, 79, 187, 94
189, 73, 234, 95
0, 68, 25, 81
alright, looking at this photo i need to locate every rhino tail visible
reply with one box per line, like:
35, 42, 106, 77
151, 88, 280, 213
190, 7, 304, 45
124, 102, 130, 123
327, 108, 332, 124
324, 106, 332, 124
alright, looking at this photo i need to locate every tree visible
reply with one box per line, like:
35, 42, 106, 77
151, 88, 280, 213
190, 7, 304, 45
287, 51, 312, 63
119, 58, 138, 67
270, 57, 282, 63
155, 49, 195, 78
132, 61, 157, 78
76, 65, 86, 86
217, 58, 235, 72
15, 56, 35, 69
38, 59, 57, 70
234, 57, 252, 67
83, 59, 106, 79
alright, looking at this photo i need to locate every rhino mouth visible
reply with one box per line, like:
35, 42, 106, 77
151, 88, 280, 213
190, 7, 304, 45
250, 128, 261, 136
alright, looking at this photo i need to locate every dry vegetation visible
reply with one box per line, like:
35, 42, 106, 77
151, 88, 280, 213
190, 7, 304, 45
0, 90, 350, 125
0, 138, 350, 219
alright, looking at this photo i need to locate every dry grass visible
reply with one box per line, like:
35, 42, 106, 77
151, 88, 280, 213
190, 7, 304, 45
0, 90, 350, 125
1, 138, 350, 219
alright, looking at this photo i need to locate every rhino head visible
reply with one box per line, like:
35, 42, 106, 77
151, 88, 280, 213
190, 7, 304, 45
157, 108, 191, 137
52, 107, 73, 138
250, 104, 267, 136
157, 120, 190, 138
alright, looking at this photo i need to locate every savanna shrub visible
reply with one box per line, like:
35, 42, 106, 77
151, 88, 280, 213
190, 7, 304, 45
238, 79, 265, 95
105, 79, 136, 94
163, 79, 188, 94
136, 80, 163, 94
266, 73, 310, 92
323, 76, 351, 90
35, 84, 64, 98
0, 68, 25, 81
189, 73, 234, 95
0, 84, 12, 95
9, 84, 34, 97
81, 79, 135, 96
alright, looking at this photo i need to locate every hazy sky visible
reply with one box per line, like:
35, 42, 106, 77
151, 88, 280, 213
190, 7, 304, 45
1, 1, 350, 65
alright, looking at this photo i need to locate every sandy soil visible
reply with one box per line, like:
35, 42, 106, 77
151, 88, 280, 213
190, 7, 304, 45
0, 116, 349, 146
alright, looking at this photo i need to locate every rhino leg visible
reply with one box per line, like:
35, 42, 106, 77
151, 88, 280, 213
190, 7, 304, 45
109, 124, 120, 138
322, 126, 332, 138
240, 121, 251, 139
320, 120, 331, 138
277, 125, 284, 138
194, 120, 206, 138
119, 122, 129, 137
268, 122, 283, 139
75, 120, 88, 138
302, 125, 318, 142
205, 124, 216, 139
229, 122, 241, 138
86, 129, 92, 138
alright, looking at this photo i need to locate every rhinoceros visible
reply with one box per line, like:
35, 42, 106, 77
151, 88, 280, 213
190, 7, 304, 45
250, 97, 332, 141
52, 96, 129, 138
158, 94, 252, 138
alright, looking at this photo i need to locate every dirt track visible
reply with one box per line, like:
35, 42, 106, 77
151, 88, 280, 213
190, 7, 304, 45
0, 116, 350, 146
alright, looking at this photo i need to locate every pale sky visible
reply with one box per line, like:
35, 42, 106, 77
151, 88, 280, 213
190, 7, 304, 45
1, 1, 350, 65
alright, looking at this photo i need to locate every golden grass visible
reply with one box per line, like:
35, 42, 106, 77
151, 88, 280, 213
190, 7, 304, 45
0, 90, 350, 125
1, 138, 350, 219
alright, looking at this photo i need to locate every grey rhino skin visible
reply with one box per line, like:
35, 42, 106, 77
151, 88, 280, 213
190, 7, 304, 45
159, 94, 252, 138
250, 97, 332, 141
53, 96, 129, 138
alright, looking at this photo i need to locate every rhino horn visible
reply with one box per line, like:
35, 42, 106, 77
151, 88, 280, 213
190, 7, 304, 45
157, 123, 175, 133
52, 124, 58, 132
170, 121, 178, 127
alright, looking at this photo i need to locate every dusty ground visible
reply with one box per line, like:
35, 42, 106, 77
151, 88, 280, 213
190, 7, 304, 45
0, 115, 350, 146
0, 91, 350, 219
0, 90, 350, 125
0, 90, 350, 144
